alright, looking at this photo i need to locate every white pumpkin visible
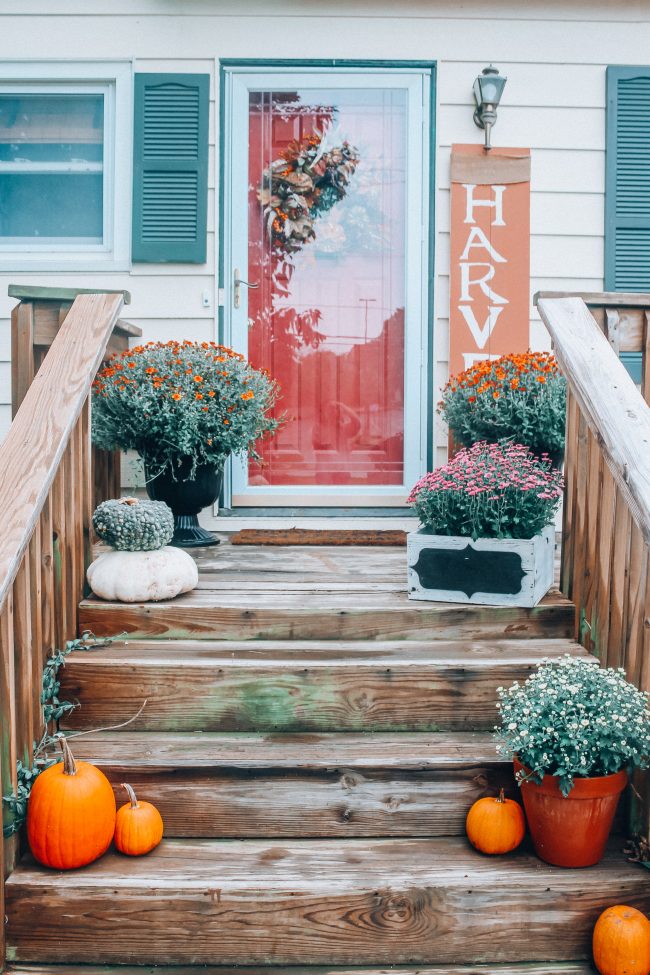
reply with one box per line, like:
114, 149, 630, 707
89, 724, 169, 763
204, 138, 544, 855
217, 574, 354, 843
87, 546, 198, 602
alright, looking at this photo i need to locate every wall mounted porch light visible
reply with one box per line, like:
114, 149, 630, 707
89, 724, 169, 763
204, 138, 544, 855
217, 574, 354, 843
473, 65, 507, 151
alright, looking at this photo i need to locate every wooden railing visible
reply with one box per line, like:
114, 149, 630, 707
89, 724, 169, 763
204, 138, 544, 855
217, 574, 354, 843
10, 285, 137, 504
0, 291, 129, 962
537, 291, 650, 400
536, 293, 650, 839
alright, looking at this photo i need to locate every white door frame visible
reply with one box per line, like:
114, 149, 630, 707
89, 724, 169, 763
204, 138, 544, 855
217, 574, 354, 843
221, 63, 432, 509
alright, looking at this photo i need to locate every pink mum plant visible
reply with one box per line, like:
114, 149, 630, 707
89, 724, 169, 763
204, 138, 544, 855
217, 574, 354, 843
407, 441, 563, 540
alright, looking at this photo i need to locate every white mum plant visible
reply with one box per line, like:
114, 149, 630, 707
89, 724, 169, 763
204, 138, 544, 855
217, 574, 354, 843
495, 655, 650, 796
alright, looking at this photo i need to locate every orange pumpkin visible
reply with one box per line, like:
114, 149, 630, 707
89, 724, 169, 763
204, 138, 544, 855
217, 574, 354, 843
465, 788, 526, 855
114, 783, 164, 856
27, 737, 116, 870
593, 905, 650, 975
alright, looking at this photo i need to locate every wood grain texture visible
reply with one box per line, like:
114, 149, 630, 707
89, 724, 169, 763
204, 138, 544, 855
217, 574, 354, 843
536, 291, 650, 309
78, 589, 573, 642
592, 451, 616, 662
539, 293, 650, 837
32, 303, 68, 347
643, 310, 650, 403
0, 291, 127, 964
71, 731, 515, 838
537, 296, 650, 547
407, 528, 554, 607
579, 429, 601, 650
0, 293, 124, 612
1, 964, 599, 975
6, 837, 649, 965
79, 539, 573, 640
27, 526, 43, 751
12, 552, 33, 771
39, 496, 55, 666
10, 301, 34, 420
51, 459, 68, 652
608, 488, 632, 670
560, 391, 577, 601
624, 523, 647, 684
60, 638, 589, 733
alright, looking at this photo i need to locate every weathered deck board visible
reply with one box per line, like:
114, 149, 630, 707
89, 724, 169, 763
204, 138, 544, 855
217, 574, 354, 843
80, 542, 570, 642
78, 590, 573, 641
7, 838, 649, 966
60, 638, 588, 733
71, 731, 515, 838
4, 964, 598, 975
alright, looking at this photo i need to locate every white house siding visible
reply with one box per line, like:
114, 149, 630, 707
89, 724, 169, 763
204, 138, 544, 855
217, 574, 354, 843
0, 0, 647, 473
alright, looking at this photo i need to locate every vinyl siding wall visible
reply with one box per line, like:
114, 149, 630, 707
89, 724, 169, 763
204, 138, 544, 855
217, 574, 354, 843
0, 0, 647, 471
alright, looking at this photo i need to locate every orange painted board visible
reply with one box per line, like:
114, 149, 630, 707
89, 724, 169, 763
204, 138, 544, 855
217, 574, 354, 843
449, 144, 531, 378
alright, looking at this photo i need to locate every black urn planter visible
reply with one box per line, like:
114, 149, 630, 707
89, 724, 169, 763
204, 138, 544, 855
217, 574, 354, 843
145, 459, 222, 548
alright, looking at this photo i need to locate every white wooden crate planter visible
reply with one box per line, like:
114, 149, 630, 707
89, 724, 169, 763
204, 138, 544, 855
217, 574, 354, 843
407, 524, 555, 607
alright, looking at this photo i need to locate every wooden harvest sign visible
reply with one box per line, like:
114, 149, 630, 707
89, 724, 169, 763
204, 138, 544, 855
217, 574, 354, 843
449, 144, 531, 377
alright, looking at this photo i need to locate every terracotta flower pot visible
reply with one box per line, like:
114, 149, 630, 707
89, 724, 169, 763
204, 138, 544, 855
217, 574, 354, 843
514, 757, 627, 868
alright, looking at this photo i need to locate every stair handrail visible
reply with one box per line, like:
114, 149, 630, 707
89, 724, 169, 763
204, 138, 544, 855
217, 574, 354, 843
0, 292, 123, 957
536, 294, 650, 840
0, 292, 123, 610
537, 295, 650, 545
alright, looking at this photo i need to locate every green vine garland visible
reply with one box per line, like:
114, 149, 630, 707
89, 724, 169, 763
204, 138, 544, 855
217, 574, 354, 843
2, 632, 115, 837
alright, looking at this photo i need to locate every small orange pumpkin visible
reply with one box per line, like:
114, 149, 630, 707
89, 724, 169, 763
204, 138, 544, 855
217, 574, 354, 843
593, 905, 650, 975
465, 788, 526, 855
114, 783, 164, 856
27, 737, 116, 870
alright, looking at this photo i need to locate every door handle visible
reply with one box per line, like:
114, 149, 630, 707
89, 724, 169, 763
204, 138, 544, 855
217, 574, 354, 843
233, 268, 259, 309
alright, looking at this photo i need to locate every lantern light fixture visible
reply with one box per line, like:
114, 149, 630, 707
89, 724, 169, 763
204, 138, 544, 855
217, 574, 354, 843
473, 65, 507, 151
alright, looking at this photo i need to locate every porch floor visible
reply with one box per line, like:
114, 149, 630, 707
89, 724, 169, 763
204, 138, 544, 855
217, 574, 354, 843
77, 535, 567, 642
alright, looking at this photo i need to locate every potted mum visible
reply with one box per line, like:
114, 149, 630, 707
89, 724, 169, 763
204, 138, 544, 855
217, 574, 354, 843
92, 341, 280, 547
496, 655, 650, 867
438, 351, 566, 466
407, 440, 563, 606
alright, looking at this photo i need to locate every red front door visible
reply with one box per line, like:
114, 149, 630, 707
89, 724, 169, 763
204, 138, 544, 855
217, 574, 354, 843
226, 70, 430, 506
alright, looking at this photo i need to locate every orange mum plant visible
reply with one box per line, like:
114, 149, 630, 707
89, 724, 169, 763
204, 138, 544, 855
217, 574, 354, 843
438, 351, 566, 459
91, 340, 281, 480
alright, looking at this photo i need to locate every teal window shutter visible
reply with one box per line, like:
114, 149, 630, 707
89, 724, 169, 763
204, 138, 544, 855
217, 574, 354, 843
605, 66, 650, 291
132, 73, 209, 263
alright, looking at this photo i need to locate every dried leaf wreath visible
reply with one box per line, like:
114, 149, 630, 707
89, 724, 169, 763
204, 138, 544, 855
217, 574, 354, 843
257, 132, 360, 254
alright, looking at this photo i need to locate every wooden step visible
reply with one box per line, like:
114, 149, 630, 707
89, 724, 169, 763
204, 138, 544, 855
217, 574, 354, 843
3, 964, 598, 974
70, 731, 515, 838
7, 837, 648, 966
78, 588, 574, 642
60, 638, 589, 733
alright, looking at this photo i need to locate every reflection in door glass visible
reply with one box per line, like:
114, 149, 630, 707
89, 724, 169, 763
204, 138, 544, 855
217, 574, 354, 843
248, 88, 407, 487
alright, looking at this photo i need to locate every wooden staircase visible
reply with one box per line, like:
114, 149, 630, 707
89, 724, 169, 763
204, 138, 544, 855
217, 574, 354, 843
5, 542, 649, 972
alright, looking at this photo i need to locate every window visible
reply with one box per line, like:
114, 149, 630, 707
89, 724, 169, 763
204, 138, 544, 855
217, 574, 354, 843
0, 90, 105, 245
0, 62, 131, 269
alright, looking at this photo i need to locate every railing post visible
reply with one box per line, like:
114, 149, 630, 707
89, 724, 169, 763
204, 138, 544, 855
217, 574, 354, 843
10, 302, 35, 420
0, 292, 128, 970
8, 286, 140, 513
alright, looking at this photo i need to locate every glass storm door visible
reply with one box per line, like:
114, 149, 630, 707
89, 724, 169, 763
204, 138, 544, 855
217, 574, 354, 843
224, 68, 430, 507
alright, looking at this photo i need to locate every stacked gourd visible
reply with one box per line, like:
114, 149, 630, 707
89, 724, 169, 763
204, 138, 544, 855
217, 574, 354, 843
87, 497, 198, 602
27, 737, 163, 869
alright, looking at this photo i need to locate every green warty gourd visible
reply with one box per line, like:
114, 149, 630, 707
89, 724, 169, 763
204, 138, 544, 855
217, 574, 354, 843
92, 497, 174, 551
